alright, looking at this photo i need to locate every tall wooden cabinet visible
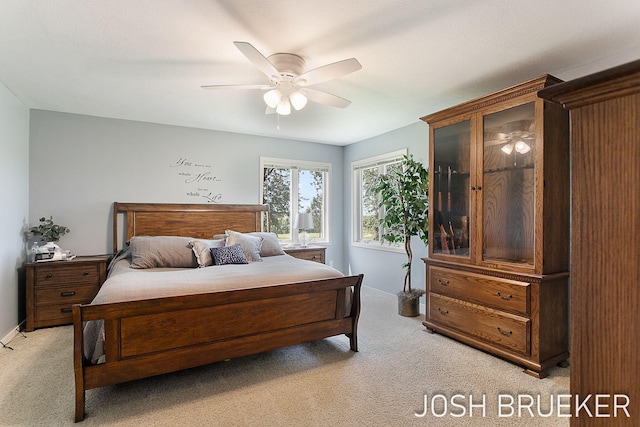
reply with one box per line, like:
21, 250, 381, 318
539, 60, 640, 425
420, 75, 570, 378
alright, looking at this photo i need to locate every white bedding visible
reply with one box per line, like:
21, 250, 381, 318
84, 253, 346, 363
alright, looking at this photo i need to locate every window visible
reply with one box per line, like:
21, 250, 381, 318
260, 157, 331, 244
352, 149, 407, 251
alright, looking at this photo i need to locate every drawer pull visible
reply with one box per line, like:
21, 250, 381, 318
61, 308, 73, 313
437, 279, 449, 286
437, 308, 449, 315
46, 273, 53, 279
82, 271, 90, 276
496, 292, 512, 300
497, 327, 512, 336
61, 291, 76, 297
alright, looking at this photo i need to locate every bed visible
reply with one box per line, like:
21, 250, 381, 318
72, 202, 363, 422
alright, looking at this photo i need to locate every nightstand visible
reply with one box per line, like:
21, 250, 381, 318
25, 255, 110, 331
284, 246, 326, 264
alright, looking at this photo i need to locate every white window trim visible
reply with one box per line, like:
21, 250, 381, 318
260, 156, 331, 245
351, 149, 407, 253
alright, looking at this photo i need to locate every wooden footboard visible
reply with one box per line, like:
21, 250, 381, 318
73, 274, 362, 422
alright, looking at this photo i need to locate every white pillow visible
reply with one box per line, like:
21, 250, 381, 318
225, 230, 263, 262
189, 239, 225, 268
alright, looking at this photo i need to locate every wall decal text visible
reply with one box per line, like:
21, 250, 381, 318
170, 157, 223, 203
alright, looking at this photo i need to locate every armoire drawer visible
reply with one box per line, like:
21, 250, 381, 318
428, 293, 531, 355
429, 266, 530, 316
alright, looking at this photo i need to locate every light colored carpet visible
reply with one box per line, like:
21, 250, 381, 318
0, 286, 569, 426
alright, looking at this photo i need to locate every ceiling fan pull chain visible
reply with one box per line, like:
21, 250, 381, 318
276, 113, 280, 131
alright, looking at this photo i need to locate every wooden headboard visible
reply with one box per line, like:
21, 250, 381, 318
113, 202, 269, 252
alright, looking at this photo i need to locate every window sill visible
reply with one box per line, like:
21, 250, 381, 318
281, 242, 330, 247
351, 241, 405, 254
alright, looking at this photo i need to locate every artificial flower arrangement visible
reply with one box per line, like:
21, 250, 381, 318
29, 216, 70, 242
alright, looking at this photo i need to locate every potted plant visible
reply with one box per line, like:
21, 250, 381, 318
29, 216, 70, 243
372, 154, 429, 317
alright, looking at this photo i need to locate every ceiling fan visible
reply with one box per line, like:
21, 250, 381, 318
201, 41, 362, 115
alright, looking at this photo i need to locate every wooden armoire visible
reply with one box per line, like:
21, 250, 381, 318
420, 75, 571, 378
539, 60, 640, 425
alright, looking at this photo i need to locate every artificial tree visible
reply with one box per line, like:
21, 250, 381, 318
372, 154, 429, 316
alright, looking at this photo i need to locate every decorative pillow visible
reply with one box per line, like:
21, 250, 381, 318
210, 245, 248, 265
224, 230, 263, 262
249, 232, 285, 257
189, 239, 225, 268
129, 236, 197, 269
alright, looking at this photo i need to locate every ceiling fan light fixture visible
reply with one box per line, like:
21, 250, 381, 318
515, 140, 531, 154
276, 99, 291, 115
263, 89, 281, 108
203, 42, 361, 120
290, 91, 307, 110
501, 144, 514, 155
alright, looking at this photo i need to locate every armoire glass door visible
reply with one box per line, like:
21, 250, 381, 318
432, 120, 471, 257
482, 102, 536, 266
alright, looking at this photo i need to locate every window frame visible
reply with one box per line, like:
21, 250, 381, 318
351, 149, 407, 252
259, 156, 331, 245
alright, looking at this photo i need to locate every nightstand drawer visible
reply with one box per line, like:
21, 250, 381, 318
35, 264, 100, 285
429, 293, 530, 355
284, 247, 326, 264
36, 283, 100, 305
35, 301, 79, 322
292, 250, 324, 263
429, 266, 530, 316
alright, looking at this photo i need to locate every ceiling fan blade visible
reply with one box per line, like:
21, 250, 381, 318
299, 88, 352, 108
233, 41, 282, 82
201, 84, 272, 90
296, 58, 361, 86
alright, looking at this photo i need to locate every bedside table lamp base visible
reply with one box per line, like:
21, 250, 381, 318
299, 230, 309, 248
296, 212, 314, 249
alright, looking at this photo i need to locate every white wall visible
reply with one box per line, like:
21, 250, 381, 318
343, 121, 430, 297
0, 83, 29, 338
28, 110, 346, 271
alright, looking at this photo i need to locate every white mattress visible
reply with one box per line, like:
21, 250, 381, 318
94, 253, 343, 304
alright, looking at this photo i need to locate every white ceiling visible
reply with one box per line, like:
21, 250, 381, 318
1, 1, 639, 146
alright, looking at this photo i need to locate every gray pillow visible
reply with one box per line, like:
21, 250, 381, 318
129, 236, 197, 269
249, 232, 285, 257
225, 229, 263, 262
189, 239, 225, 268
210, 245, 248, 265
